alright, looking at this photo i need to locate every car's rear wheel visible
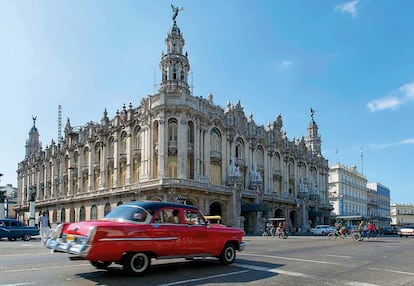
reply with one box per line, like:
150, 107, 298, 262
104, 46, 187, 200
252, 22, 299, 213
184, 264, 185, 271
123, 252, 151, 275
219, 243, 236, 265
22, 234, 31, 241
91, 261, 112, 269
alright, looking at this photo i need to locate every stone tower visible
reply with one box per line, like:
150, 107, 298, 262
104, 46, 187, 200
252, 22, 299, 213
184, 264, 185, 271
25, 116, 41, 158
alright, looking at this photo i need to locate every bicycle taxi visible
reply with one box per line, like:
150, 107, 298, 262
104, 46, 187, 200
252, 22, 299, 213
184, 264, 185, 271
263, 217, 288, 239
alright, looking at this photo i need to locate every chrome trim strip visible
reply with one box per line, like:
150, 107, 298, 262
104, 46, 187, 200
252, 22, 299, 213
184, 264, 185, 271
239, 241, 246, 251
99, 236, 178, 242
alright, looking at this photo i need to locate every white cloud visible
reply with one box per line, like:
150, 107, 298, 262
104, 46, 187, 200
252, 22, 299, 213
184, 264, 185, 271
370, 138, 414, 149
400, 138, 414, 145
367, 81, 414, 112
366, 96, 402, 112
399, 82, 414, 99
335, 0, 359, 18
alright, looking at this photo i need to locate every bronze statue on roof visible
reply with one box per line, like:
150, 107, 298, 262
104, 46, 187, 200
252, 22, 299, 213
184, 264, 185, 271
171, 4, 184, 21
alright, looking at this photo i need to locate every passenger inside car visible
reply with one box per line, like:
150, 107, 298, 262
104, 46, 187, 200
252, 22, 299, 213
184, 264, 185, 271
171, 209, 180, 224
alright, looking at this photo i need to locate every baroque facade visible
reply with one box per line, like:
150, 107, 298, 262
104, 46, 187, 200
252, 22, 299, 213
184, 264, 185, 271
15, 11, 331, 234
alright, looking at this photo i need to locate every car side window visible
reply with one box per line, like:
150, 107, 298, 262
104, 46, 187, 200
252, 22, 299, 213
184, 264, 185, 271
184, 210, 206, 225
153, 209, 181, 224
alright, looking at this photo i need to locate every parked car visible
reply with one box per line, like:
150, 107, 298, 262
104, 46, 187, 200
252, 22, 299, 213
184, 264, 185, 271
46, 201, 246, 275
310, 225, 336, 236
381, 226, 398, 235
0, 218, 39, 241
398, 225, 414, 237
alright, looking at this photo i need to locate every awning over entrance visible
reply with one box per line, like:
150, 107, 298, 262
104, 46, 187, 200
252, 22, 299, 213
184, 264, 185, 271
241, 203, 270, 212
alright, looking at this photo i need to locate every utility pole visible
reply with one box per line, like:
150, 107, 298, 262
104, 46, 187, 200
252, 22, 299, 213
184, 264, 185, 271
360, 147, 364, 175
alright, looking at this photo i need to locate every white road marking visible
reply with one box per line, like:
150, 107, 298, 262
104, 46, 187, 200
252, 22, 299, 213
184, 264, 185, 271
3, 264, 91, 273
234, 263, 316, 278
240, 252, 342, 265
367, 267, 414, 276
234, 262, 380, 286
0, 282, 35, 286
323, 254, 353, 258
157, 269, 250, 286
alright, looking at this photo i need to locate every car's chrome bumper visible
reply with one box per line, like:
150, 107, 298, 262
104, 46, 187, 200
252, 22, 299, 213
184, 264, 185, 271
45, 224, 96, 257
239, 241, 246, 251
46, 238, 92, 256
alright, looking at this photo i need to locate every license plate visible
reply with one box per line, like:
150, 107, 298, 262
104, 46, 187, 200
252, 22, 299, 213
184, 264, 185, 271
66, 234, 75, 242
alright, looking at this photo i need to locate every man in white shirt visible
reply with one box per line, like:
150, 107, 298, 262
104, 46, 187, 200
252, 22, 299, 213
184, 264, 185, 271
38, 211, 50, 245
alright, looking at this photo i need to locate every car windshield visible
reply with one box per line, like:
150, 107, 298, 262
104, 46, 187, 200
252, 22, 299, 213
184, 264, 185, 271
104, 205, 149, 223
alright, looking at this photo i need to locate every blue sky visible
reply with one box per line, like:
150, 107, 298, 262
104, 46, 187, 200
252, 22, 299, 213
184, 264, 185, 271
1, 1, 413, 203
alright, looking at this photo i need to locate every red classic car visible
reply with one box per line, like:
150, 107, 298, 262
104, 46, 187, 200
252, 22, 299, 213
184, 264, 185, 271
46, 201, 246, 275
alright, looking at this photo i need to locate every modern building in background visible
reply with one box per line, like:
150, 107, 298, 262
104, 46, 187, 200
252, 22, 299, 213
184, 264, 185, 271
367, 182, 391, 227
390, 204, 414, 226
329, 164, 391, 227
14, 8, 332, 234
328, 164, 368, 217
0, 184, 18, 218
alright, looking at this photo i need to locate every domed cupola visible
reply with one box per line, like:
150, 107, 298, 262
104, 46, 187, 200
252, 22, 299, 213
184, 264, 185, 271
159, 5, 190, 96
306, 108, 321, 155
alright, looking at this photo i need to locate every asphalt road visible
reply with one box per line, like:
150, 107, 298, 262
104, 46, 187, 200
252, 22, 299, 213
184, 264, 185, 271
1, 235, 413, 286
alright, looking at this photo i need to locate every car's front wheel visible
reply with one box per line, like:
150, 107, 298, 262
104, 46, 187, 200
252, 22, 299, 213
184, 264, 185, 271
123, 252, 151, 275
22, 234, 31, 241
219, 243, 236, 265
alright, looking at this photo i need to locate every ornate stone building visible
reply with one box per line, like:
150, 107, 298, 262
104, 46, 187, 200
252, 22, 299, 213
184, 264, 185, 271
15, 11, 331, 234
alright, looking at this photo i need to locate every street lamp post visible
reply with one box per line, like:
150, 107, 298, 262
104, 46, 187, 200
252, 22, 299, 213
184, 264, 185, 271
339, 194, 344, 216
29, 187, 36, 227
0, 173, 4, 219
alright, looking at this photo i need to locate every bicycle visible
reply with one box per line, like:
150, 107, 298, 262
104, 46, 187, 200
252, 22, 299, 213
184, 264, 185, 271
328, 229, 362, 242
262, 227, 275, 238
276, 228, 288, 239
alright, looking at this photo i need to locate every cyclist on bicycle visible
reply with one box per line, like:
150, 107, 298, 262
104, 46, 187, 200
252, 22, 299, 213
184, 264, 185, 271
336, 219, 347, 237
357, 220, 365, 233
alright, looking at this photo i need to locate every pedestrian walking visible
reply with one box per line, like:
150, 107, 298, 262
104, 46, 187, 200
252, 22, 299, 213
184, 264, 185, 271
39, 211, 50, 245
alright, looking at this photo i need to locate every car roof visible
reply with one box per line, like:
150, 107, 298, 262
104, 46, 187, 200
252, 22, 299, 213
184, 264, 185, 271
124, 201, 199, 214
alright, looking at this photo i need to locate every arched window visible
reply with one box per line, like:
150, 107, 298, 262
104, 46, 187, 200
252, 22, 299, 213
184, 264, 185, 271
79, 206, 86, 221
70, 208, 75, 222
256, 146, 264, 169
60, 208, 66, 223
235, 137, 245, 160
168, 120, 178, 142
210, 128, 222, 185
121, 132, 127, 154
95, 144, 101, 164
104, 203, 111, 216
83, 147, 89, 167
108, 137, 115, 158
90, 205, 98, 220
210, 128, 221, 153
168, 159, 178, 177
